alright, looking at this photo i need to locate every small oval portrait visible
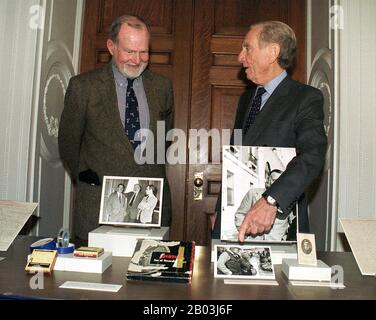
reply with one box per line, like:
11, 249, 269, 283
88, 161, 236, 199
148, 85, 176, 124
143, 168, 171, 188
301, 239, 312, 255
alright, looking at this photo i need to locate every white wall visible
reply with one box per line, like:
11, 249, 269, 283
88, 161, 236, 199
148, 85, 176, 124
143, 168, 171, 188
337, 0, 376, 244
0, 0, 40, 201
0, 0, 84, 237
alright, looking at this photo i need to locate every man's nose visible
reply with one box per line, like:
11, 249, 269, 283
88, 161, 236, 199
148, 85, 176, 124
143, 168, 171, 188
132, 52, 141, 64
238, 49, 245, 64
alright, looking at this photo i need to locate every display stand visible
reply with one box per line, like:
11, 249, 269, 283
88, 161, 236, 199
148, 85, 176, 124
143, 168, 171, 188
54, 252, 112, 274
282, 258, 332, 282
88, 225, 170, 257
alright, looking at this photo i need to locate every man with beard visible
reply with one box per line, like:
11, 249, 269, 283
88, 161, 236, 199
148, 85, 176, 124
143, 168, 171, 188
59, 15, 173, 242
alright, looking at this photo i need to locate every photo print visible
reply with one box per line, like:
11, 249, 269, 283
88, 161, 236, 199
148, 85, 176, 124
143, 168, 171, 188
99, 176, 164, 227
221, 146, 297, 243
214, 244, 275, 280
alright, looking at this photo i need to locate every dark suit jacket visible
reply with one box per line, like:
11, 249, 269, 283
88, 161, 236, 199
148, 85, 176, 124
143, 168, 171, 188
213, 76, 327, 238
124, 190, 144, 221
58, 63, 173, 240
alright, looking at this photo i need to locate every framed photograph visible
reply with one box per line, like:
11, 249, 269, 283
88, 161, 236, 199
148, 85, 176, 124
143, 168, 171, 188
214, 244, 275, 280
221, 145, 297, 243
297, 233, 317, 266
99, 176, 164, 228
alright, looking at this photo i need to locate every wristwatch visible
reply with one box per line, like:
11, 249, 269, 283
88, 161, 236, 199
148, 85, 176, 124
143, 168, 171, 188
264, 195, 278, 207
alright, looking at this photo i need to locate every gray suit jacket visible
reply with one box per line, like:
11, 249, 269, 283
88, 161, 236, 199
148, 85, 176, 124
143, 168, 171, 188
213, 76, 327, 238
59, 63, 173, 239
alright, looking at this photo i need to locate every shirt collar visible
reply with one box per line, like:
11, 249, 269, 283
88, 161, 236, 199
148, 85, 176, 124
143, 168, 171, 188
262, 70, 288, 95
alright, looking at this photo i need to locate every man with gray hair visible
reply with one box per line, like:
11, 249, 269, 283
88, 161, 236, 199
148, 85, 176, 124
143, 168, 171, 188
213, 21, 327, 242
59, 15, 173, 242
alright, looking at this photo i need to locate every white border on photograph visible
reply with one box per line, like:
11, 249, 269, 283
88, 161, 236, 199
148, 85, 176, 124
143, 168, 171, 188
221, 145, 297, 244
214, 244, 275, 280
99, 176, 164, 228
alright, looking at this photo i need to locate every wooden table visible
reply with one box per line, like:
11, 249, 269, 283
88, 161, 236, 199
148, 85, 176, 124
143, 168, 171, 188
0, 236, 375, 300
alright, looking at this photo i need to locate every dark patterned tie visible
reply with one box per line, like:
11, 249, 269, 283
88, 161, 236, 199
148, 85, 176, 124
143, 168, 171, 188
125, 78, 141, 149
243, 86, 266, 134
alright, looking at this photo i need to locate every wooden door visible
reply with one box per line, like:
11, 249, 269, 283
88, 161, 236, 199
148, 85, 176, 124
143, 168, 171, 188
79, 0, 305, 245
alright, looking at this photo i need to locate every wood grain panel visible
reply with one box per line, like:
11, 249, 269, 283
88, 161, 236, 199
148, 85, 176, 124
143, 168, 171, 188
211, 86, 244, 131
211, 37, 243, 53
96, 50, 111, 65
100, 0, 174, 35
213, 54, 240, 67
207, 180, 221, 196
210, 67, 246, 85
208, 85, 244, 163
214, 0, 288, 35
149, 52, 172, 65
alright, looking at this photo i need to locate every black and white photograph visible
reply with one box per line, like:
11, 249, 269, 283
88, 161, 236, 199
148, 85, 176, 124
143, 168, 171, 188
221, 145, 297, 243
99, 176, 164, 227
214, 245, 275, 280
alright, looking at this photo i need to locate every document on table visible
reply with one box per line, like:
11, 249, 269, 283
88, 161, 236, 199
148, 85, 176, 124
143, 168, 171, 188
59, 281, 122, 292
0, 201, 38, 251
340, 218, 376, 276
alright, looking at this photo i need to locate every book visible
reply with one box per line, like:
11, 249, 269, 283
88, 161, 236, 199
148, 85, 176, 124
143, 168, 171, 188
126, 239, 195, 283
73, 246, 104, 258
25, 249, 57, 273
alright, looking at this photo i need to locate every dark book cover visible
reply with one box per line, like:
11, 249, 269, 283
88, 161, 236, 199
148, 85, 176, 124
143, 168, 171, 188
126, 240, 195, 283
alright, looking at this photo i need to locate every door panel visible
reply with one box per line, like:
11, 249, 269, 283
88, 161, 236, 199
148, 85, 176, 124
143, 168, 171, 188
80, 0, 306, 244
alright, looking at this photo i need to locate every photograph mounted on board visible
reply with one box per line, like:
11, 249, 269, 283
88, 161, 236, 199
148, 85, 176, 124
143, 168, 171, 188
221, 146, 297, 243
214, 244, 275, 280
99, 176, 164, 228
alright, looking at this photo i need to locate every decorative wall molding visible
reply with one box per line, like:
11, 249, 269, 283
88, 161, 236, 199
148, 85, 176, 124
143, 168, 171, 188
309, 47, 333, 172
40, 40, 74, 166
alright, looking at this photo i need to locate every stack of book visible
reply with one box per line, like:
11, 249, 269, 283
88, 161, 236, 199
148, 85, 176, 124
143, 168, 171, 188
73, 246, 104, 258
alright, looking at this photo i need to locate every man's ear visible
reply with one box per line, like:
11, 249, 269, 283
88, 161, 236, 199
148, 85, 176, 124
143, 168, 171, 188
267, 43, 280, 64
107, 39, 115, 56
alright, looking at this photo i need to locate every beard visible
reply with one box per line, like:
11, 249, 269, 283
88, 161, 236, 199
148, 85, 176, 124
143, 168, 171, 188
120, 62, 148, 79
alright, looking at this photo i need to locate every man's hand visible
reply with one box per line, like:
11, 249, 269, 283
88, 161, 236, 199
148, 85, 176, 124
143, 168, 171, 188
238, 197, 277, 242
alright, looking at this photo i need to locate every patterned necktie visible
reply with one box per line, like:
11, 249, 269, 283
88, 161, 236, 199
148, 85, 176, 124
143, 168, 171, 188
243, 86, 266, 133
125, 78, 141, 149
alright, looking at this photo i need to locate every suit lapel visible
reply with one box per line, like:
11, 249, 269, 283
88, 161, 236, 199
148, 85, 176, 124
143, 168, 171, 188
243, 76, 292, 144
98, 64, 136, 152
143, 70, 158, 136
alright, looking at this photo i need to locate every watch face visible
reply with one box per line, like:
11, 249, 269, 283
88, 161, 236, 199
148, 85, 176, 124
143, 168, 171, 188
267, 196, 276, 205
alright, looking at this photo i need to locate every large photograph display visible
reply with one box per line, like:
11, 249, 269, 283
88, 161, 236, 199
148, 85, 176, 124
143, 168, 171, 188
99, 176, 164, 227
221, 146, 297, 243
